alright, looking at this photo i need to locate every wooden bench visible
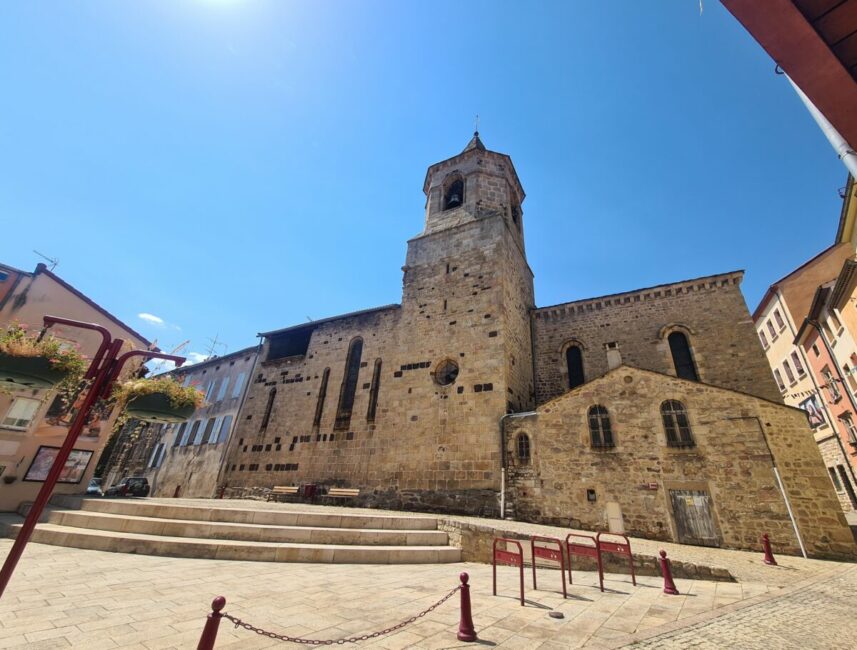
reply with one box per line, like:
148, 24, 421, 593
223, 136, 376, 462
323, 488, 360, 502
267, 486, 300, 502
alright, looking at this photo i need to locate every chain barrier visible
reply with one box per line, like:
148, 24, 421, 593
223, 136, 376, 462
222, 584, 461, 645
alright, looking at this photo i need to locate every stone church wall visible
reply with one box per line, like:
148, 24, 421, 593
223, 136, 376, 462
532, 272, 782, 405
505, 366, 856, 559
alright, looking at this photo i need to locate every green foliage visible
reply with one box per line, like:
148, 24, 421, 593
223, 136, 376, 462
113, 375, 206, 411
0, 323, 87, 397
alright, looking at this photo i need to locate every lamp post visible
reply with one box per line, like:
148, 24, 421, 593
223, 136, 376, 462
0, 316, 186, 599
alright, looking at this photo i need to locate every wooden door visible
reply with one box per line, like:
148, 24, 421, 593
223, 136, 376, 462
669, 489, 720, 547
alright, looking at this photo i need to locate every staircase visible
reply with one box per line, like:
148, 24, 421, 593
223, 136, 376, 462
0, 498, 461, 564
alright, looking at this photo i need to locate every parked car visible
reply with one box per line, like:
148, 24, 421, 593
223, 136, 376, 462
105, 477, 150, 497
86, 477, 103, 496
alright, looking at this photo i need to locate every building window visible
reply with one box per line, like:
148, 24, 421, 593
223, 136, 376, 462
668, 332, 698, 381
205, 417, 220, 444
773, 369, 785, 391
841, 414, 857, 445
216, 378, 229, 402
1, 398, 41, 430
661, 400, 694, 447
783, 360, 796, 384
173, 422, 187, 447
335, 339, 363, 431
791, 351, 805, 377
812, 343, 820, 357
443, 175, 464, 210
148, 443, 166, 469
773, 309, 785, 331
766, 320, 777, 340
822, 367, 842, 402
231, 372, 246, 398
588, 405, 614, 448
433, 358, 459, 386
205, 380, 218, 402
845, 364, 857, 394
829, 466, 844, 491
217, 415, 233, 443
759, 331, 769, 349
367, 359, 382, 422
516, 433, 530, 463
313, 368, 330, 431
830, 311, 844, 334
184, 421, 200, 446
566, 345, 585, 389
260, 387, 277, 432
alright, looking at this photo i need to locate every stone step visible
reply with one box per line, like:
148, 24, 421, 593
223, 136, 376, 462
76, 498, 438, 531
46, 509, 449, 546
0, 518, 462, 564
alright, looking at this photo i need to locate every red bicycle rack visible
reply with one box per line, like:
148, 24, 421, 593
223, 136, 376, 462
565, 533, 604, 592
596, 532, 636, 587
530, 536, 566, 599
493, 538, 525, 606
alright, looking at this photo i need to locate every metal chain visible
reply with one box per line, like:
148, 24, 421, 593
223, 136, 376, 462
222, 584, 460, 645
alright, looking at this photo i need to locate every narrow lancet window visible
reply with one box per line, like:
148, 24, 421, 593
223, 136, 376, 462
367, 358, 382, 423
668, 332, 698, 381
313, 368, 330, 432
566, 345, 585, 389
335, 338, 363, 430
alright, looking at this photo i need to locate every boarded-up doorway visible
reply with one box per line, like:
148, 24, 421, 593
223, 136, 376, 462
669, 489, 720, 547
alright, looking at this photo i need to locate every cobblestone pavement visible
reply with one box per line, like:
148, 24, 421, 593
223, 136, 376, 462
620, 564, 857, 649
0, 498, 854, 649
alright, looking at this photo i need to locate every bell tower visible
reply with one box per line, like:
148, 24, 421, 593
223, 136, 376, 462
421, 131, 527, 256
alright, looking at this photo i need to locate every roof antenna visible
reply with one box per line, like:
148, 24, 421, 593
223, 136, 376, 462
33, 250, 59, 271
204, 333, 228, 360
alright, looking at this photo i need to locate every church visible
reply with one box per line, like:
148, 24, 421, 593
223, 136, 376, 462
221, 134, 855, 558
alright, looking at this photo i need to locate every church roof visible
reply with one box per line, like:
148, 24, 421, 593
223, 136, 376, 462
462, 131, 486, 153
259, 304, 401, 338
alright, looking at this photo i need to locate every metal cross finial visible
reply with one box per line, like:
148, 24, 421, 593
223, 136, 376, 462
475, 114, 479, 135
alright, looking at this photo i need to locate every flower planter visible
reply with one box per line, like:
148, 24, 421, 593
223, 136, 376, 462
125, 392, 195, 423
0, 352, 69, 390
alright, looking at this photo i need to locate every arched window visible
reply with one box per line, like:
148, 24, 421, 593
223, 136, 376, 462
661, 400, 694, 447
588, 405, 614, 448
668, 332, 699, 381
516, 433, 531, 463
312, 368, 330, 432
366, 359, 382, 422
443, 176, 464, 210
334, 338, 363, 430
566, 345, 585, 389
260, 387, 276, 433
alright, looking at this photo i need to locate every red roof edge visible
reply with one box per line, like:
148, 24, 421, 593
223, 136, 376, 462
34, 264, 156, 349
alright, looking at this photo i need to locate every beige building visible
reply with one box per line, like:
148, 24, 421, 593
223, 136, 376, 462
0, 263, 151, 512
219, 135, 854, 558
102, 346, 258, 498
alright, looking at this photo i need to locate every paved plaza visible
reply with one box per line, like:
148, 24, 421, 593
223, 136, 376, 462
0, 500, 855, 648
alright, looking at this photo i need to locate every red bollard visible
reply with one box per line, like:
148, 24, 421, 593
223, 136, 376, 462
761, 534, 777, 566
457, 572, 478, 642
658, 550, 679, 595
197, 596, 226, 650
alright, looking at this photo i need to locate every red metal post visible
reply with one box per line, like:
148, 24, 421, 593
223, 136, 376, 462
0, 316, 185, 600
492, 538, 525, 606
658, 550, 679, 595
565, 533, 603, 592
596, 532, 636, 587
456, 572, 477, 642
530, 536, 566, 598
197, 596, 226, 650
761, 534, 778, 566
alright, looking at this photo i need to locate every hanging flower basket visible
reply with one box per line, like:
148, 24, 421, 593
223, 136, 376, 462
0, 324, 86, 392
114, 376, 205, 424
125, 392, 196, 423
0, 352, 70, 389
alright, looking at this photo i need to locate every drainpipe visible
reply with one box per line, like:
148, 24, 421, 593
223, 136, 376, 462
725, 416, 807, 558
498, 411, 537, 519
783, 73, 857, 178
808, 320, 857, 491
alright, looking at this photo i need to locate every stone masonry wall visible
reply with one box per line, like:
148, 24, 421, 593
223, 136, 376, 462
505, 366, 856, 559
532, 272, 782, 405
222, 212, 533, 516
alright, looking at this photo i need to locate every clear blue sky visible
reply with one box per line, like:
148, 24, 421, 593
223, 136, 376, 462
0, 1, 848, 364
